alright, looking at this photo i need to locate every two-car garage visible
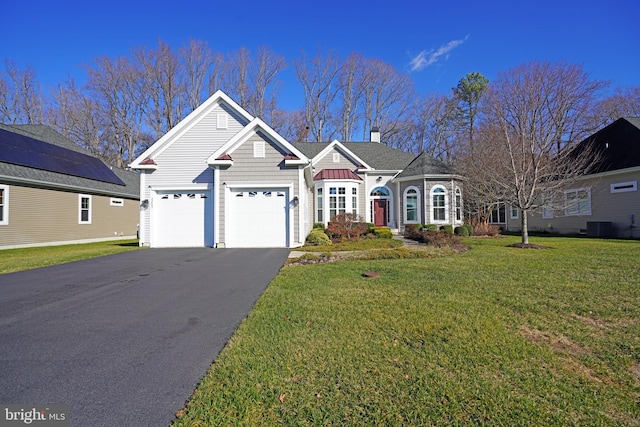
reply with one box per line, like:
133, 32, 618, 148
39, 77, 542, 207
150, 186, 290, 248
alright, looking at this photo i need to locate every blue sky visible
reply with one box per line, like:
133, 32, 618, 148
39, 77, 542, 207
3, 0, 639, 111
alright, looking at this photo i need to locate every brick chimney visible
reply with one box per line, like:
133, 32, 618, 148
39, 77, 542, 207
370, 126, 380, 143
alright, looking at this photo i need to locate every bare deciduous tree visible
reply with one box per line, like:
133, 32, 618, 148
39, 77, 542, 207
85, 55, 148, 167
0, 60, 44, 124
179, 39, 218, 112
472, 61, 607, 244
293, 48, 340, 142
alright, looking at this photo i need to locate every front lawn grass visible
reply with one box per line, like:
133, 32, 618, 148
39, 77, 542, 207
0, 239, 141, 274
175, 236, 640, 426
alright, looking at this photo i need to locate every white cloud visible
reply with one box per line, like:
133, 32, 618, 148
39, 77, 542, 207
409, 36, 469, 72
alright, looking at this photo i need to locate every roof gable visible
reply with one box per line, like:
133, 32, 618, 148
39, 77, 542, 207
130, 90, 254, 168
295, 141, 415, 171
207, 118, 308, 166
394, 151, 455, 180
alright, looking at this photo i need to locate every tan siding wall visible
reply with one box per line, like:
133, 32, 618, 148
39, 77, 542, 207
517, 170, 640, 237
0, 184, 139, 248
219, 131, 301, 244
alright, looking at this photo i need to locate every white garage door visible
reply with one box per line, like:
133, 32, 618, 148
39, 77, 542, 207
226, 188, 289, 248
153, 191, 213, 247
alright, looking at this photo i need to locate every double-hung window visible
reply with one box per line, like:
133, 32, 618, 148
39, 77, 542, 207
79, 194, 92, 224
0, 185, 8, 225
317, 188, 323, 222
431, 186, 447, 222
329, 187, 347, 220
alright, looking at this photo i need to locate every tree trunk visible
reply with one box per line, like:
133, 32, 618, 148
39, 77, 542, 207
521, 209, 529, 244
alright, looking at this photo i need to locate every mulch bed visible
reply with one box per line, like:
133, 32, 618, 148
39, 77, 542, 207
507, 243, 547, 249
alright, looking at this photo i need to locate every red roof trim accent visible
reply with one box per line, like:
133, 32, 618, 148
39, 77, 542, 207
140, 158, 156, 165
216, 153, 232, 161
284, 154, 300, 160
313, 168, 363, 181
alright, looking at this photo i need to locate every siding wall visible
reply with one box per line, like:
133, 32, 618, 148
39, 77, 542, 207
508, 169, 640, 237
218, 131, 302, 244
140, 102, 248, 243
0, 184, 139, 248
313, 146, 360, 171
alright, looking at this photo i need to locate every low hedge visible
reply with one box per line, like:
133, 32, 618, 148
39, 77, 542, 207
306, 229, 332, 246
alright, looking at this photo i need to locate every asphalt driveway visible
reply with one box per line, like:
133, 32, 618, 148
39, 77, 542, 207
0, 248, 289, 426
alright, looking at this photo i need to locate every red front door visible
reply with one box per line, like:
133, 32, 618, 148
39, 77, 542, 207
374, 199, 387, 226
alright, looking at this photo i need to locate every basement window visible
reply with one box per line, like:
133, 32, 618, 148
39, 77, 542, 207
611, 181, 637, 193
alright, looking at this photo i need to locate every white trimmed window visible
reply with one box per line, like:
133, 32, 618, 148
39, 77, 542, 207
565, 188, 591, 216
352, 188, 358, 215
510, 205, 519, 219
455, 188, 462, 222
317, 188, 323, 223
431, 186, 448, 223
0, 185, 8, 225
79, 194, 92, 224
611, 181, 637, 193
404, 186, 420, 224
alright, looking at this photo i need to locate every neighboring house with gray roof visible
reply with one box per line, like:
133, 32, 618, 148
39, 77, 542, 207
505, 117, 640, 238
0, 124, 140, 249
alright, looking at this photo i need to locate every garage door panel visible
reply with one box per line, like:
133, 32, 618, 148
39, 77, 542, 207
153, 191, 212, 247
227, 189, 288, 248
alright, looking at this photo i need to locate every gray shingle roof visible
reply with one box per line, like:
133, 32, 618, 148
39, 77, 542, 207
394, 151, 454, 178
294, 142, 416, 170
0, 124, 139, 198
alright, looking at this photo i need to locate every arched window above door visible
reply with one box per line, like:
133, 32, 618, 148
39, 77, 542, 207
370, 186, 390, 197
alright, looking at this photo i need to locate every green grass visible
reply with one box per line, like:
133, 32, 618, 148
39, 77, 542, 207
175, 236, 640, 426
0, 239, 141, 274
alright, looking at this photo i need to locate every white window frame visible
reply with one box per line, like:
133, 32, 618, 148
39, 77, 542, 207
430, 185, 448, 223
253, 141, 265, 158
510, 205, 519, 220
316, 182, 360, 224
455, 188, 462, 222
564, 188, 591, 216
610, 181, 637, 193
403, 186, 420, 224
79, 194, 92, 224
110, 197, 124, 207
0, 184, 8, 225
